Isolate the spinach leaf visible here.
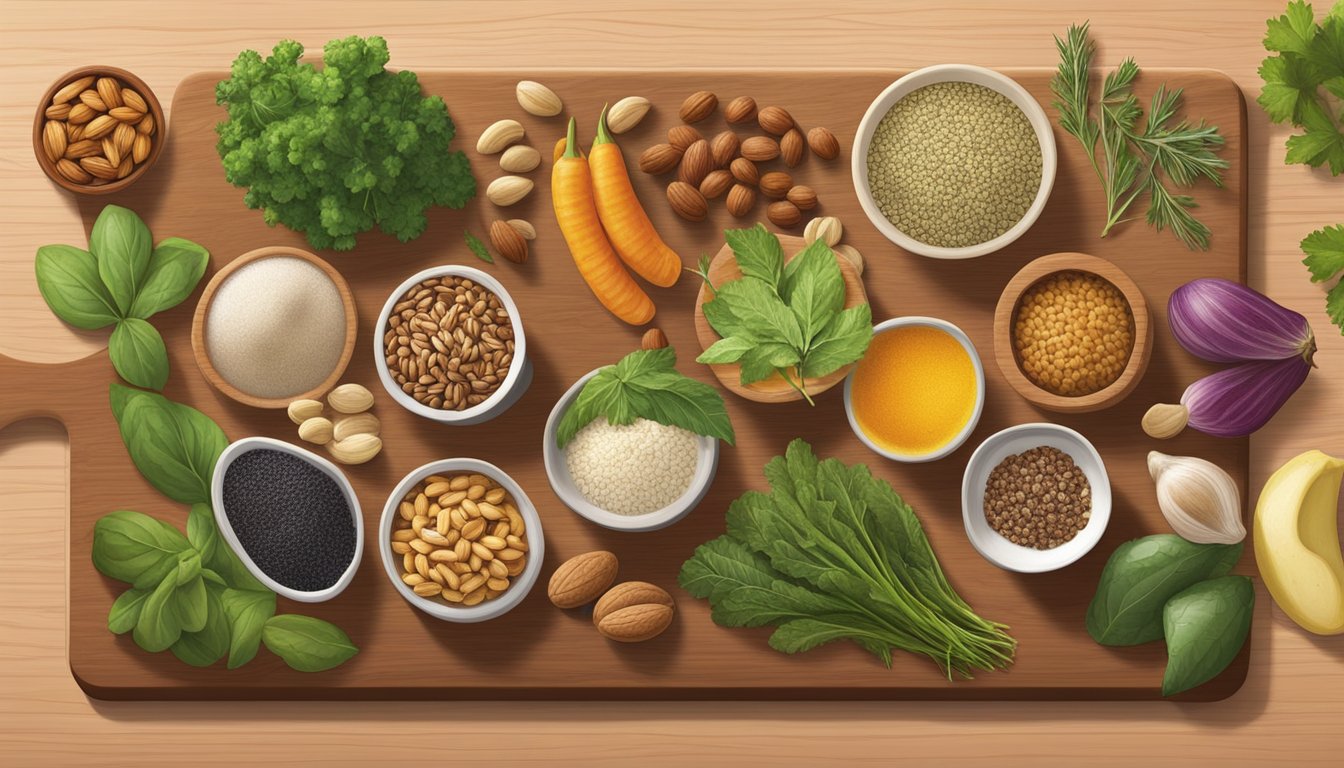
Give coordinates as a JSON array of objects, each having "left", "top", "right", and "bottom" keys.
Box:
[
  {"left": 222, "top": 588, "right": 277, "bottom": 669},
  {"left": 129, "top": 237, "right": 209, "bottom": 319},
  {"left": 724, "top": 223, "right": 784, "bottom": 288},
  {"left": 261, "top": 614, "right": 359, "bottom": 672},
  {"left": 171, "top": 583, "right": 230, "bottom": 667},
  {"left": 110, "top": 384, "right": 228, "bottom": 504},
  {"left": 109, "top": 318, "right": 169, "bottom": 391},
  {"left": 91, "top": 205, "right": 153, "bottom": 316},
  {"left": 1161, "top": 575, "right": 1254, "bottom": 696},
  {"left": 107, "top": 588, "right": 149, "bottom": 635},
  {"left": 133, "top": 572, "right": 183, "bottom": 652},
  {"left": 1086, "top": 535, "right": 1243, "bottom": 646},
  {"left": 91, "top": 510, "right": 191, "bottom": 588},
  {"left": 34, "top": 244, "right": 121, "bottom": 329}
]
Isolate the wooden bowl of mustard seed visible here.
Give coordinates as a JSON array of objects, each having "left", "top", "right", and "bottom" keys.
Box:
[{"left": 993, "top": 252, "right": 1152, "bottom": 413}]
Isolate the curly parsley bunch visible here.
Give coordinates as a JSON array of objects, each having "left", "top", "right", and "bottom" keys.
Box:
[{"left": 215, "top": 36, "right": 475, "bottom": 251}]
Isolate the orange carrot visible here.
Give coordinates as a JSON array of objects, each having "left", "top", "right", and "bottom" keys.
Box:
[
  {"left": 590, "top": 105, "right": 682, "bottom": 288},
  {"left": 552, "top": 118, "right": 656, "bottom": 325}
]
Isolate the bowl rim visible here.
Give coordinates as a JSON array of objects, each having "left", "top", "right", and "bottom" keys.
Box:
[
  {"left": 843, "top": 316, "right": 986, "bottom": 463},
  {"left": 210, "top": 436, "right": 364, "bottom": 603},
  {"left": 377, "top": 458, "right": 545, "bottom": 622},
  {"left": 32, "top": 65, "right": 167, "bottom": 195},
  {"left": 190, "top": 246, "right": 359, "bottom": 409},
  {"left": 992, "top": 252, "right": 1154, "bottom": 413},
  {"left": 541, "top": 369, "right": 720, "bottom": 532},
  {"left": 373, "top": 265, "right": 528, "bottom": 424},
  {"left": 960, "top": 422, "right": 1112, "bottom": 573},
  {"left": 850, "top": 63, "right": 1058, "bottom": 260}
]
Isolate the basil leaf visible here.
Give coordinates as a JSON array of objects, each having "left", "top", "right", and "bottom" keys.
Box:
[
  {"left": 800, "top": 304, "right": 872, "bottom": 379},
  {"left": 109, "top": 318, "right": 169, "bottom": 391},
  {"left": 91, "top": 205, "right": 153, "bottom": 316},
  {"left": 724, "top": 223, "right": 784, "bottom": 288},
  {"left": 222, "top": 588, "right": 277, "bottom": 669},
  {"left": 108, "top": 588, "right": 149, "bottom": 635},
  {"left": 200, "top": 568, "right": 227, "bottom": 587},
  {"left": 174, "top": 549, "right": 202, "bottom": 587},
  {"left": 781, "top": 240, "right": 845, "bottom": 343},
  {"left": 261, "top": 614, "right": 359, "bottom": 672},
  {"left": 133, "top": 572, "right": 183, "bottom": 652},
  {"left": 34, "top": 244, "right": 121, "bottom": 328},
  {"left": 1162, "top": 576, "right": 1254, "bottom": 696},
  {"left": 129, "top": 237, "right": 209, "bottom": 319},
  {"left": 109, "top": 384, "right": 228, "bottom": 504},
  {"left": 91, "top": 510, "right": 192, "bottom": 588},
  {"left": 186, "top": 502, "right": 219, "bottom": 564},
  {"left": 173, "top": 574, "right": 208, "bottom": 633},
  {"left": 171, "top": 583, "right": 229, "bottom": 667},
  {"left": 1086, "top": 535, "right": 1243, "bottom": 646}
]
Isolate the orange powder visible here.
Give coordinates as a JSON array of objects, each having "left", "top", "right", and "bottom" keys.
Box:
[{"left": 850, "top": 325, "right": 977, "bottom": 456}]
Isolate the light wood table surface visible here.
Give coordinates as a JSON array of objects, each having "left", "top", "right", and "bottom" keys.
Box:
[{"left": 2, "top": 1, "right": 1341, "bottom": 764}]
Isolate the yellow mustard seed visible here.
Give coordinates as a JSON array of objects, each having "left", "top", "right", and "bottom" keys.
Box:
[{"left": 1013, "top": 271, "right": 1134, "bottom": 396}]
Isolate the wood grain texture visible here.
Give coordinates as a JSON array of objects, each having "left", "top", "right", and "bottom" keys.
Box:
[{"left": 1, "top": 0, "right": 1341, "bottom": 764}]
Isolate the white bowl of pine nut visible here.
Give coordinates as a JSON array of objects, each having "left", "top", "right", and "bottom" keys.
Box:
[
  {"left": 379, "top": 458, "right": 544, "bottom": 622},
  {"left": 374, "top": 266, "right": 531, "bottom": 425}
]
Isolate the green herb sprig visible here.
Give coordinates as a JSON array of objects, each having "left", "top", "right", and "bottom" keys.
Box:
[
  {"left": 35, "top": 205, "right": 208, "bottom": 391},
  {"left": 1258, "top": 1, "right": 1344, "bottom": 175},
  {"left": 1301, "top": 223, "right": 1344, "bottom": 334},
  {"left": 694, "top": 225, "right": 872, "bottom": 404},
  {"left": 1050, "top": 23, "right": 1230, "bottom": 250}
]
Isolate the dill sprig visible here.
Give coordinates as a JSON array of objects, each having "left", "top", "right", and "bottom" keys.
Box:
[{"left": 1050, "top": 22, "right": 1230, "bottom": 250}]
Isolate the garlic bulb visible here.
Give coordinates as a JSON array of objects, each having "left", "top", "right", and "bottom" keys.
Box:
[{"left": 1147, "top": 451, "right": 1245, "bottom": 544}]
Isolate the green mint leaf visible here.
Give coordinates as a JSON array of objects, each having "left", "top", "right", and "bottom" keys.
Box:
[
  {"left": 737, "top": 342, "right": 800, "bottom": 385},
  {"left": 465, "top": 230, "right": 493, "bottom": 263},
  {"left": 696, "top": 336, "right": 754, "bottom": 364},
  {"left": 91, "top": 205, "right": 153, "bottom": 316},
  {"left": 781, "top": 240, "right": 845, "bottom": 345},
  {"left": 261, "top": 614, "right": 359, "bottom": 672},
  {"left": 800, "top": 304, "right": 872, "bottom": 379},
  {"left": 222, "top": 588, "right": 276, "bottom": 669},
  {"left": 109, "top": 318, "right": 170, "bottom": 391},
  {"left": 1161, "top": 576, "right": 1254, "bottom": 696},
  {"left": 1302, "top": 223, "right": 1344, "bottom": 281},
  {"left": 108, "top": 588, "right": 150, "bottom": 635},
  {"left": 34, "top": 244, "right": 121, "bottom": 329},
  {"left": 92, "top": 510, "right": 192, "bottom": 589},
  {"left": 129, "top": 237, "right": 210, "bottom": 319},
  {"left": 1265, "top": 1, "right": 1320, "bottom": 54},
  {"left": 110, "top": 384, "right": 228, "bottom": 505},
  {"left": 724, "top": 223, "right": 784, "bottom": 288},
  {"left": 171, "top": 583, "right": 229, "bottom": 667},
  {"left": 623, "top": 372, "right": 735, "bottom": 445}
]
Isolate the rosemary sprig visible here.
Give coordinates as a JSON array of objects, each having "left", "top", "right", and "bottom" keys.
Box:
[{"left": 1050, "top": 22, "right": 1230, "bottom": 250}]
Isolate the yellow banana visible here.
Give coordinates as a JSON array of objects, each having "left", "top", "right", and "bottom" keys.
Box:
[{"left": 1253, "top": 449, "right": 1344, "bottom": 635}]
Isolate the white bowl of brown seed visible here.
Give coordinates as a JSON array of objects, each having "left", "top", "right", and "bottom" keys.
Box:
[
  {"left": 960, "top": 423, "right": 1111, "bottom": 573},
  {"left": 379, "top": 458, "right": 544, "bottom": 622},
  {"left": 375, "top": 266, "right": 531, "bottom": 425}
]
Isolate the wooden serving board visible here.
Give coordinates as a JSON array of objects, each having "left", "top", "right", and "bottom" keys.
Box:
[{"left": 0, "top": 69, "right": 1248, "bottom": 700}]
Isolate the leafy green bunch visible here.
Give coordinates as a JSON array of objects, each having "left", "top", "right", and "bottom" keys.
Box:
[
  {"left": 215, "top": 36, "right": 475, "bottom": 251},
  {"left": 680, "top": 440, "right": 1016, "bottom": 679},
  {"left": 1302, "top": 224, "right": 1344, "bottom": 334},
  {"left": 1050, "top": 22, "right": 1229, "bottom": 250},
  {"left": 694, "top": 225, "right": 872, "bottom": 404},
  {"left": 1259, "top": 1, "right": 1344, "bottom": 174},
  {"left": 98, "top": 384, "right": 358, "bottom": 672},
  {"left": 35, "top": 205, "right": 207, "bottom": 391}
]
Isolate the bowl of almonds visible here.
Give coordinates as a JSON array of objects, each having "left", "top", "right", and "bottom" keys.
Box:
[
  {"left": 375, "top": 266, "right": 531, "bottom": 425},
  {"left": 33, "top": 66, "right": 164, "bottom": 194},
  {"left": 379, "top": 459, "right": 544, "bottom": 622}
]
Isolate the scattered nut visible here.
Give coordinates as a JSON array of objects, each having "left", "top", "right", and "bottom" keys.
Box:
[
  {"left": 607, "top": 96, "right": 652, "bottom": 134},
  {"left": 833, "top": 244, "right": 865, "bottom": 275},
  {"left": 729, "top": 157, "right": 759, "bottom": 186},
  {"left": 515, "top": 80, "right": 563, "bottom": 117},
  {"left": 327, "top": 383, "right": 375, "bottom": 414},
  {"left": 678, "top": 139, "right": 713, "bottom": 187},
  {"left": 807, "top": 126, "right": 840, "bottom": 160},
  {"left": 499, "top": 144, "right": 541, "bottom": 173},
  {"left": 1143, "top": 403, "right": 1190, "bottom": 439},
  {"left": 489, "top": 219, "right": 529, "bottom": 263},
  {"left": 506, "top": 219, "right": 537, "bottom": 240},
  {"left": 328, "top": 433, "right": 382, "bottom": 465},
  {"left": 641, "top": 328, "right": 669, "bottom": 350},
  {"left": 767, "top": 200, "right": 802, "bottom": 227},
  {"left": 726, "top": 184, "right": 756, "bottom": 217},
  {"left": 288, "top": 399, "right": 324, "bottom": 425},
  {"left": 759, "top": 171, "right": 793, "bottom": 199},
  {"left": 298, "top": 417, "right": 333, "bottom": 445},
  {"left": 786, "top": 185, "right": 817, "bottom": 211},
  {"left": 679, "top": 90, "right": 718, "bottom": 123},
  {"left": 804, "top": 216, "right": 843, "bottom": 247},
  {"left": 332, "top": 411, "right": 381, "bottom": 442},
  {"left": 758, "top": 105, "right": 795, "bottom": 136},
  {"left": 593, "top": 581, "right": 675, "bottom": 626},
  {"left": 666, "top": 181, "right": 708, "bottom": 222},
  {"left": 638, "top": 143, "right": 682, "bottom": 175},
  {"left": 667, "top": 124, "right": 703, "bottom": 152},
  {"left": 780, "top": 128, "right": 806, "bottom": 167},
  {"left": 548, "top": 551, "right": 618, "bottom": 608},
  {"left": 476, "top": 119, "right": 525, "bottom": 154},
  {"left": 723, "top": 96, "right": 757, "bottom": 124},
  {"left": 700, "top": 169, "right": 733, "bottom": 199},
  {"left": 486, "top": 175, "right": 534, "bottom": 206},
  {"left": 710, "top": 130, "right": 740, "bottom": 168},
  {"left": 740, "top": 135, "right": 780, "bottom": 162},
  {"left": 597, "top": 603, "right": 674, "bottom": 643}
]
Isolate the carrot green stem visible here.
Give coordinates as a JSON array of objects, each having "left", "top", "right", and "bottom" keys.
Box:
[
  {"left": 564, "top": 117, "right": 580, "bottom": 158},
  {"left": 594, "top": 103, "right": 613, "bottom": 145}
]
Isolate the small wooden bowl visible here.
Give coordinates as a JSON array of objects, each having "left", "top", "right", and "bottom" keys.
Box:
[
  {"left": 993, "top": 252, "right": 1152, "bottom": 413},
  {"left": 191, "top": 246, "right": 359, "bottom": 409},
  {"left": 694, "top": 234, "right": 868, "bottom": 403},
  {"left": 33, "top": 66, "right": 167, "bottom": 195}
]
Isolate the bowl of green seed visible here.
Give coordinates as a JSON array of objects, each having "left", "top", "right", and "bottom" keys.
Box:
[{"left": 852, "top": 64, "right": 1056, "bottom": 259}]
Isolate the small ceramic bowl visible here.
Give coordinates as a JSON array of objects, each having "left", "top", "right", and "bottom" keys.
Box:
[
  {"left": 191, "top": 246, "right": 359, "bottom": 409},
  {"left": 843, "top": 317, "right": 985, "bottom": 463},
  {"left": 379, "top": 459, "right": 545, "bottom": 622},
  {"left": 851, "top": 64, "right": 1057, "bottom": 259},
  {"left": 33, "top": 65, "right": 166, "bottom": 195},
  {"left": 375, "top": 266, "right": 531, "bottom": 425},
  {"left": 210, "top": 437, "right": 364, "bottom": 603},
  {"left": 993, "top": 252, "right": 1153, "bottom": 413},
  {"left": 961, "top": 423, "right": 1111, "bottom": 573},
  {"left": 543, "top": 369, "right": 720, "bottom": 532}
]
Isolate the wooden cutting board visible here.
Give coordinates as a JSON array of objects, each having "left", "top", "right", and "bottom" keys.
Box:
[{"left": 0, "top": 69, "right": 1248, "bottom": 700}]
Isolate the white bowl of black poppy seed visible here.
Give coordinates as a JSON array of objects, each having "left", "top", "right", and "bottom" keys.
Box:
[
  {"left": 375, "top": 265, "right": 531, "bottom": 426},
  {"left": 212, "top": 437, "right": 364, "bottom": 602},
  {"left": 960, "top": 423, "right": 1111, "bottom": 573},
  {"left": 852, "top": 64, "right": 1057, "bottom": 259}
]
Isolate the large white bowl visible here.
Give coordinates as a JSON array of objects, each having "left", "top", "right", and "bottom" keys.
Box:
[
  {"left": 851, "top": 64, "right": 1058, "bottom": 259},
  {"left": 374, "top": 266, "right": 531, "bottom": 425},
  {"left": 543, "top": 369, "right": 720, "bottom": 532},
  {"left": 961, "top": 423, "right": 1111, "bottom": 573},
  {"left": 210, "top": 437, "right": 364, "bottom": 603},
  {"left": 843, "top": 316, "right": 985, "bottom": 463},
  {"left": 378, "top": 458, "right": 544, "bottom": 623}
]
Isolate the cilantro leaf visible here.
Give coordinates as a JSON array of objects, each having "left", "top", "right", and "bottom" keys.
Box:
[
  {"left": 1285, "top": 106, "right": 1344, "bottom": 172},
  {"left": 724, "top": 224, "right": 784, "bottom": 288},
  {"left": 1265, "top": 1, "right": 1321, "bottom": 54},
  {"left": 1259, "top": 2, "right": 1344, "bottom": 174},
  {"left": 1302, "top": 223, "right": 1344, "bottom": 335}
]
